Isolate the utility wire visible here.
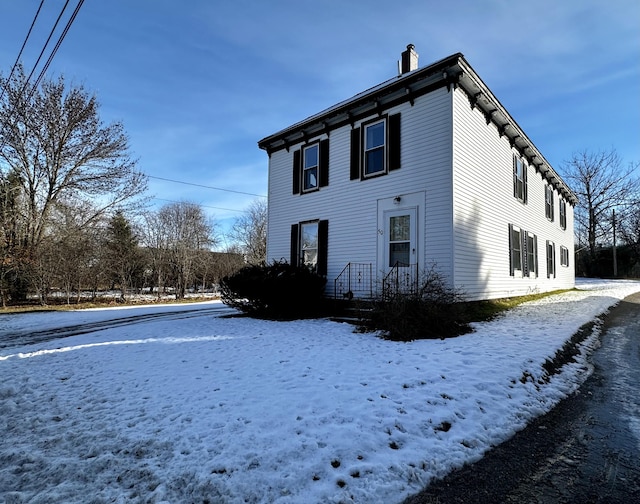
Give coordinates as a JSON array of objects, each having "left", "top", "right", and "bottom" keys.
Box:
[
  {"left": 0, "top": 0, "right": 45, "bottom": 102},
  {"left": 31, "top": 0, "right": 85, "bottom": 94},
  {"left": 148, "top": 175, "right": 267, "bottom": 198},
  {"left": 20, "top": 0, "right": 71, "bottom": 99}
]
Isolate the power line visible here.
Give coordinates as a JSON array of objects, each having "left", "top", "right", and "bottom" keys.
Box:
[
  {"left": 20, "top": 0, "right": 71, "bottom": 98},
  {"left": 31, "top": 0, "right": 86, "bottom": 94},
  {"left": 147, "top": 175, "right": 267, "bottom": 198},
  {"left": 0, "top": 0, "right": 45, "bottom": 102}
]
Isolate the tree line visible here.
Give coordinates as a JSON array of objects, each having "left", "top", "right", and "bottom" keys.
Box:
[
  {"left": 0, "top": 65, "right": 265, "bottom": 306},
  {"left": 1, "top": 65, "right": 638, "bottom": 306}
]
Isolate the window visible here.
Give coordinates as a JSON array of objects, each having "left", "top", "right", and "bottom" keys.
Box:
[
  {"left": 545, "top": 185, "right": 554, "bottom": 221},
  {"left": 559, "top": 199, "right": 567, "bottom": 230},
  {"left": 546, "top": 241, "right": 556, "bottom": 278},
  {"left": 364, "top": 120, "right": 385, "bottom": 176},
  {"left": 560, "top": 246, "right": 569, "bottom": 267},
  {"left": 302, "top": 144, "right": 318, "bottom": 192},
  {"left": 350, "top": 113, "right": 401, "bottom": 180},
  {"left": 526, "top": 232, "right": 538, "bottom": 277},
  {"left": 300, "top": 222, "right": 318, "bottom": 269},
  {"left": 292, "top": 139, "right": 329, "bottom": 195},
  {"left": 509, "top": 225, "right": 538, "bottom": 277},
  {"left": 389, "top": 214, "right": 411, "bottom": 266},
  {"left": 513, "top": 155, "right": 527, "bottom": 203},
  {"left": 290, "top": 220, "right": 328, "bottom": 275},
  {"left": 510, "top": 225, "right": 522, "bottom": 274}
]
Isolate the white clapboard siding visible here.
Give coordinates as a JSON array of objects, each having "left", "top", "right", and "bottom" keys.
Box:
[
  {"left": 266, "top": 87, "right": 455, "bottom": 292},
  {"left": 452, "top": 88, "right": 574, "bottom": 299}
]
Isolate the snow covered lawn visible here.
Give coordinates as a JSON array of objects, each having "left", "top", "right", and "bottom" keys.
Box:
[{"left": 1, "top": 279, "right": 639, "bottom": 503}]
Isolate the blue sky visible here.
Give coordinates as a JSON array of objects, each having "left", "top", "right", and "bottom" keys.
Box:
[{"left": 1, "top": 0, "right": 638, "bottom": 243}]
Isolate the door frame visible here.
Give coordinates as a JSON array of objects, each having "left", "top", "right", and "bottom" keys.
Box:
[{"left": 376, "top": 191, "right": 424, "bottom": 277}]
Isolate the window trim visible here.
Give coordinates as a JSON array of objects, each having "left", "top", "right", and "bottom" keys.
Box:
[
  {"left": 559, "top": 199, "right": 567, "bottom": 230},
  {"left": 526, "top": 231, "right": 538, "bottom": 278},
  {"left": 299, "top": 220, "right": 319, "bottom": 270},
  {"left": 290, "top": 220, "right": 328, "bottom": 276},
  {"left": 509, "top": 224, "right": 523, "bottom": 275},
  {"left": 513, "top": 154, "right": 527, "bottom": 204},
  {"left": 350, "top": 113, "right": 401, "bottom": 181},
  {"left": 560, "top": 245, "right": 569, "bottom": 267},
  {"left": 302, "top": 142, "right": 319, "bottom": 193},
  {"left": 292, "top": 139, "right": 329, "bottom": 195},
  {"left": 362, "top": 117, "right": 387, "bottom": 178},
  {"left": 546, "top": 240, "right": 556, "bottom": 278},
  {"left": 545, "top": 184, "right": 555, "bottom": 222}
]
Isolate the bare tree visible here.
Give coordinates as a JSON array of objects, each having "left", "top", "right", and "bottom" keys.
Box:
[
  {"left": 147, "top": 202, "right": 217, "bottom": 299},
  {"left": 561, "top": 149, "right": 639, "bottom": 274},
  {"left": 0, "top": 65, "right": 147, "bottom": 296},
  {"left": 229, "top": 199, "right": 267, "bottom": 265}
]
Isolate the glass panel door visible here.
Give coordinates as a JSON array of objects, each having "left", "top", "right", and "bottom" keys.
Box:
[{"left": 384, "top": 208, "right": 416, "bottom": 269}]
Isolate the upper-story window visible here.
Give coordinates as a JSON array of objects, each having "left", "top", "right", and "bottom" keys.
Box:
[
  {"left": 545, "top": 184, "right": 555, "bottom": 221},
  {"left": 303, "top": 144, "right": 319, "bottom": 192},
  {"left": 292, "top": 139, "right": 329, "bottom": 195},
  {"left": 559, "top": 199, "right": 567, "bottom": 230},
  {"left": 364, "top": 120, "right": 386, "bottom": 176},
  {"left": 350, "top": 113, "right": 401, "bottom": 181},
  {"left": 513, "top": 155, "right": 527, "bottom": 204}
]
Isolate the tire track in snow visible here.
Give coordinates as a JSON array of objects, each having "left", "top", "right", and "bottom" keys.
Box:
[{"left": 0, "top": 305, "right": 237, "bottom": 350}]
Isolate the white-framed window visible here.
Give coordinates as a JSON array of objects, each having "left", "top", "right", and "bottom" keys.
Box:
[
  {"left": 509, "top": 225, "right": 537, "bottom": 277},
  {"left": 300, "top": 221, "right": 319, "bottom": 269},
  {"left": 560, "top": 245, "right": 569, "bottom": 267},
  {"left": 559, "top": 199, "right": 567, "bottom": 230},
  {"left": 526, "top": 232, "right": 538, "bottom": 277},
  {"left": 302, "top": 143, "right": 319, "bottom": 192},
  {"left": 546, "top": 240, "right": 556, "bottom": 278},
  {"left": 545, "top": 184, "right": 554, "bottom": 221},
  {"left": 513, "top": 155, "right": 527, "bottom": 203},
  {"left": 510, "top": 225, "right": 523, "bottom": 274},
  {"left": 363, "top": 119, "right": 386, "bottom": 177},
  {"left": 389, "top": 214, "right": 411, "bottom": 267}
]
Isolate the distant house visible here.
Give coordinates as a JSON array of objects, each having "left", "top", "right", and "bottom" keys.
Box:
[{"left": 258, "top": 46, "right": 577, "bottom": 301}]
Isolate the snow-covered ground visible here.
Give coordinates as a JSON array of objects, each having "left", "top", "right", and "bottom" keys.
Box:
[{"left": 1, "top": 279, "right": 639, "bottom": 504}]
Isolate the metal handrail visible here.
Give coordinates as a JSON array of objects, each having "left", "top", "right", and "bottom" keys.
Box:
[{"left": 334, "top": 262, "right": 373, "bottom": 299}]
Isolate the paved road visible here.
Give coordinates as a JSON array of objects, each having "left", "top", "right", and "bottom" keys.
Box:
[{"left": 404, "top": 291, "right": 640, "bottom": 503}]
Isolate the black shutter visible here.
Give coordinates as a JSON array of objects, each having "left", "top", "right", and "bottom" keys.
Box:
[
  {"left": 523, "top": 161, "right": 528, "bottom": 204},
  {"left": 317, "top": 220, "right": 328, "bottom": 276},
  {"left": 512, "top": 155, "right": 517, "bottom": 198},
  {"left": 292, "top": 149, "right": 301, "bottom": 195},
  {"left": 319, "top": 139, "right": 329, "bottom": 187},
  {"left": 388, "top": 113, "right": 401, "bottom": 171},
  {"left": 290, "top": 224, "right": 299, "bottom": 266},
  {"left": 522, "top": 230, "right": 529, "bottom": 277},
  {"left": 350, "top": 127, "right": 360, "bottom": 180},
  {"left": 508, "top": 224, "right": 514, "bottom": 276},
  {"left": 534, "top": 235, "right": 538, "bottom": 278}
]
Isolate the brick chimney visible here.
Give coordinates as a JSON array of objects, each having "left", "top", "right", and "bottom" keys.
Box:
[{"left": 400, "top": 44, "right": 419, "bottom": 74}]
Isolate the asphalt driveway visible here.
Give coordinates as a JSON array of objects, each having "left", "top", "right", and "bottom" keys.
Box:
[{"left": 403, "top": 291, "right": 640, "bottom": 503}]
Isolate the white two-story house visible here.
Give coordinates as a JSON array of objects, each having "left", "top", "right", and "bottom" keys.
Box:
[{"left": 258, "top": 46, "right": 577, "bottom": 301}]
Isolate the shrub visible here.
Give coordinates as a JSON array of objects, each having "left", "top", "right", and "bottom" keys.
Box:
[
  {"left": 368, "top": 265, "right": 470, "bottom": 341},
  {"left": 219, "top": 260, "right": 327, "bottom": 320}
]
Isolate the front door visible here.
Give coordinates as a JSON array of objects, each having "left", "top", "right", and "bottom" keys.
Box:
[{"left": 383, "top": 207, "right": 417, "bottom": 271}]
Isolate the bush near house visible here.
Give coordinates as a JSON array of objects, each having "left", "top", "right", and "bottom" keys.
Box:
[
  {"left": 220, "top": 260, "right": 327, "bottom": 320},
  {"left": 368, "top": 266, "right": 471, "bottom": 341}
]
